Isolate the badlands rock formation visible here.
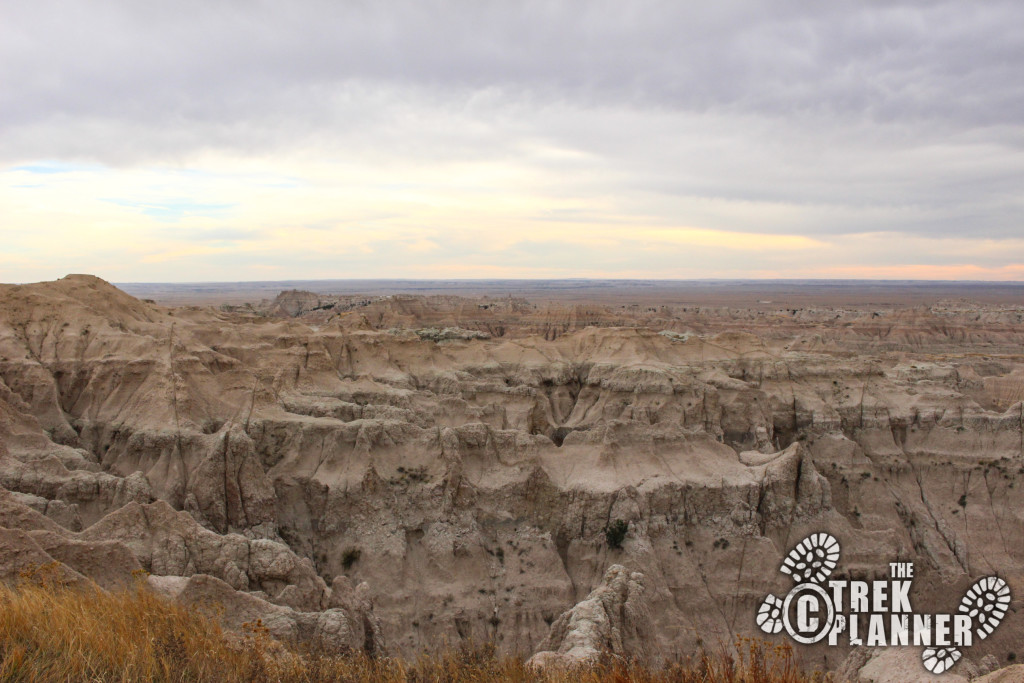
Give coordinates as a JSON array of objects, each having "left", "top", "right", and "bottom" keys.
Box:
[
  {"left": 527, "top": 564, "right": 655, "bottom": 669},
  {"left": 1, "top": 275, "right": 1024, "bottom": 675}
]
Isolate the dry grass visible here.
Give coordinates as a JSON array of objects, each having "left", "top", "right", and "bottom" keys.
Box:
[{"left": 0, "top": 567, "right": 830, "bottom": 683}]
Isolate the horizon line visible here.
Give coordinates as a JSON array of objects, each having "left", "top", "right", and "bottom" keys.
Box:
[{"left": 109, "top": 277, "right": 1024, "bottom": 286}]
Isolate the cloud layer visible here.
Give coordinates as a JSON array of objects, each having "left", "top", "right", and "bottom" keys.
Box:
[{"left": 2, "top": 1, "right": 1022, "bottom": 281}]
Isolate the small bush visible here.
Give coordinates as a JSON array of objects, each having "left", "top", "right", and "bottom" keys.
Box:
[
  {"left": 342, "top": 547, "right": 361, "bottom": 569},
  {"left": 605, "top": 519, "right": 629, "bottom": 549}
]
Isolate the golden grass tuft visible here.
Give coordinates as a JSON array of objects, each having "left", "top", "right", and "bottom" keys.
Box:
[{"left": 0, "top": 568, "right": 831, "bottom": 682}]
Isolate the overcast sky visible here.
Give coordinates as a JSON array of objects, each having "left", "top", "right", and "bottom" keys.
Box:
[{"left": 2, "top": 0, "right": 1023, "bottom": 282}]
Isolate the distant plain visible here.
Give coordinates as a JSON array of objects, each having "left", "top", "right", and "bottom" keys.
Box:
[{"left": 118, "top": 279, "right": 1024, "bottom": 308}]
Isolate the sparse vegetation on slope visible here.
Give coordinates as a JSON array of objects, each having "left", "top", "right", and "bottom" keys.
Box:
[
  {"left": 605, "top": 519, "right": 629, "bottom": 550},
  {"left": 0, "top": 574, "right": 827, "bottom": 683}
]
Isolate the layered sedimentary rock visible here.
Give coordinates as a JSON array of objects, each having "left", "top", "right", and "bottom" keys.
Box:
[
  {"left": 1, "top": 275, "right": 1023, "bottom": 673},
  {"left": 527, "top": 564, "right": 654, "bottom": 669}
]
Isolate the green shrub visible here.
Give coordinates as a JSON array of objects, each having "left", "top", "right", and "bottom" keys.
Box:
[
  {"left": 342, "top": 547, "right": 361, "bottom": 569},
  {"left": 605, "top": 520, "right": 629, "bottom": 549}
]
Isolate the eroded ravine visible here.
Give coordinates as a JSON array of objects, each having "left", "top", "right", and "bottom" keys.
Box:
[{"left": 1, "top": 275, "right": 1023, "bottom": 670}]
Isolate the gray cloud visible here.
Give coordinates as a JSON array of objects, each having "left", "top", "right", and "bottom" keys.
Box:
[
  {"left": 6, "top": 1, "right": 1021, "bottom": 121},
  {"left": 2, "top": 0, "right": 1023, "bottom": 241}
]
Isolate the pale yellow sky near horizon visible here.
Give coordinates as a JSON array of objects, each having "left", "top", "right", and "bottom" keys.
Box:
[{"left": 4, "top": 152, "right": 1023, "bottom": 284}]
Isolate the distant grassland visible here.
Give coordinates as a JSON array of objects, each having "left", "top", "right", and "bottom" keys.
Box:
[{"left": 0, "top": 574, "right": 829, "bottom": 683}]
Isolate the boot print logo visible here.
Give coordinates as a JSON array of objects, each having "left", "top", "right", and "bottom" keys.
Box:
[{"left": 756, "top": 533, "right": 1011, "bottom": 674}]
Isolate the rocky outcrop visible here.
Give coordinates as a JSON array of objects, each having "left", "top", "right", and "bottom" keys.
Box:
[
  {"left": 413, "top": 327, "right": 491, "bottom": 342},
  {"left": 147, "top": 573, "right": 384, "bottom": 655},
  {"left": 974, "top": 665, "right": 1024, "bottom": 683},
  {"left": 0, "top": 486, "right": 382, "bottom": 655},
  {"left": 527, "top": 564, "right": 654, "bottom": 669},
  {"left": 838, "top": 647, "right": 1014, "bottom": 683},
  {"left": 842, "top": 648, "right": 969, "bottom": 683},
  {"left": 0, "top": 527, "right": 89, "bottom": 586},
  {"left": 268, "top": 290, "right": 334, "bottom": 317}
]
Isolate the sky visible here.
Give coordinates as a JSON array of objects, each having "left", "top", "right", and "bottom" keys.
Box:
[{"left": 2, "top": 0, "right": 1023, "bottom": 283}]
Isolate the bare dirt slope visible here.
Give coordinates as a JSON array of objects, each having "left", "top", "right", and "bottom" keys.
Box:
[{"left": 2, "top": 275, "right": 1023, "bottom": 674}]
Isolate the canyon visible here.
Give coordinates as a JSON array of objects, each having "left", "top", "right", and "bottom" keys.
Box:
[{"left": 2, "top": 274, "right": 1023, "bottom": 679}]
